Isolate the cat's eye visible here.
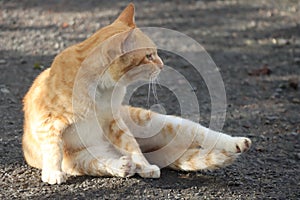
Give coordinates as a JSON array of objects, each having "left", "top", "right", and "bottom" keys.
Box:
[{"left": 146, "top": 54, "right": 153, "bottom": 61}]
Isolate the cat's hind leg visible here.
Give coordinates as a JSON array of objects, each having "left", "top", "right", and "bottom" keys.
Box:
[
  {"left": 169, "top": 148, "right": 238, "bottom": 171},
  {"left": 122, "top": 106, "right": 251, "bottom": 171},
  {"left": 63, "top": 145, "right": 136, "bottom": 178},
  {"left": 169, "top": 133, "right": 251, "bottom": 171}
]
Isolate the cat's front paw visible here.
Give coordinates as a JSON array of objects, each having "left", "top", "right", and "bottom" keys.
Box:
[
  {"left": 138, "top": 164, "right": 160, "bottom": 178},
  {"left": 113, "top": 156, "right": 136, "bottom": 178},
  {"left": 42, "top": 169, "right": 67, "bottom": 184}
]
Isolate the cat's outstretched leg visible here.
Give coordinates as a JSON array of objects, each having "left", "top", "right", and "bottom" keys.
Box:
[
  {"left": 169, "top": 136, "right": 251, "bottom": 171},
  {"left": 121, "top": 106, "right": 251, "bottom": 170},
  {"left": 168, "top": 148, "right": 237, "bottom": 171},
  {"left": 63, "top": 146, "right": 136, "bottom": 178}
]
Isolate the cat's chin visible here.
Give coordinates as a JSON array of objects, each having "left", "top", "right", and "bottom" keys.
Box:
[{"left": 137, "top": 71, "right": 160, "bottom": 83}]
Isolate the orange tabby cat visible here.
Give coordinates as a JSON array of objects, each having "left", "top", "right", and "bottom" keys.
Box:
[{"left": 22, "top": 3, "right": 251, "bottom": 184}]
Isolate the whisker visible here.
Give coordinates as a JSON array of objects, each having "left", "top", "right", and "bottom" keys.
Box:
[
  {"left": 149, "top": 74, "right": 155, "bottom": 105},
  {"left": 147, "top": 79, "right": 151, "bottom": 108},
  {"left": 147, "top": 72, "right": 160, "bottom": 106},
  {"left": 152, "top": 77, "right": 159, "bottom": 103},
  {"left": 155, "top": 73, "right": 161, "bottom": 103},
  {"left": 156, "top": 76, "right": 162, "bottom": 90}
]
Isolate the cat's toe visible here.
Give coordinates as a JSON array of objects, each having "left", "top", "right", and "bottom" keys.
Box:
[
  {"left": 120, "top": 156, "right": 136, "bottom": 177},
  {"left": 138, "top": 164, "right": 160, "bottom": 178},
  {"left": 235, "top": 137, "right": 252, "bottom": 153},
  {"left": 42, "top": 169, "right": 67, "bottom": 184},
  {"left": 111, "top": 156, "right": 136, "bottom": 178}
]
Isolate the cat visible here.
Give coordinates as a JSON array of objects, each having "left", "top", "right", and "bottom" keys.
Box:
[{"left": 22, "top": 3, "right": 251, "bottom": 184}]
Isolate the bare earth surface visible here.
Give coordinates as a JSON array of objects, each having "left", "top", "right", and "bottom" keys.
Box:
[{"left": 0, "top": 0, "right": 300, "bottom": 199}]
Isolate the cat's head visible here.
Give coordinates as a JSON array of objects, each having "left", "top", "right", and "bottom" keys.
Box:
[
  {"left": 81, "top": 3, "right": 163, "bottom": 87},
  {"left": 107, "top": 28, "right": 163, "bottom": 85}
]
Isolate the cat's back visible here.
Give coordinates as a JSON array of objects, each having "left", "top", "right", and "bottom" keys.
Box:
[
  {"left": 22, "top": 68, "right": 51, "bottom": 168},
  {"left": 23, "top": 68, "right": 51, "bottom": 112}
]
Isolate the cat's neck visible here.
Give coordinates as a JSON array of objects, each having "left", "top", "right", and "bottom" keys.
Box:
[{"left": 94, "top": 70, "right": 126, "bottom": 117}]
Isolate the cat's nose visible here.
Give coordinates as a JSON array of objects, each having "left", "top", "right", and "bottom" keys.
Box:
[{"left": 155, "top": 57, "right": 164, "bottom": 69}]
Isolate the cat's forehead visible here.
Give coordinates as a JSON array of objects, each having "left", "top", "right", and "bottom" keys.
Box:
[{"left": 121, "top": 28, "right": 156, "bottom": 53}]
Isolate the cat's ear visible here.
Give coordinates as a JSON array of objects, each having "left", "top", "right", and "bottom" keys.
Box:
[
  {"left": 114, "top": 3, "right": 136, "bottom": 28},
  {"left": 121, "top": 29, "right": 135, "bottom": 53}
]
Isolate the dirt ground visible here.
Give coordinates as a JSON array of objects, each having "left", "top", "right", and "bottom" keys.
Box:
[{"left": 0, "top": 0, "right": 300, "bottom": 199}]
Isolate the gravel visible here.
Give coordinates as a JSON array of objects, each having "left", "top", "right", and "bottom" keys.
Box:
[{"left": 0, "top": 0, "right": 299, "bottom": 199}]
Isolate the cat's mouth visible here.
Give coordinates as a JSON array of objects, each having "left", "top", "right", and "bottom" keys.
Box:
[
  {"left": 150, "top": 69, "right": 161, "bottom": 79},
  {"left": 146, "top": 64, "right": 162, "bottom": 81}
]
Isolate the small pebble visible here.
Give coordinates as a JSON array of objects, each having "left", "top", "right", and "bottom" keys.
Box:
[
  {"left": 291, "top": 98, "right": 300, "bottom": 104},
  {"left": 272, "top": 38, "right": 289, "bottom": 45},
  {"left": 271, "top": 92, "right": 280, "bottom": 98},
  {"left": 0, "top": 59, "right": 6, "bottom": 64},
  {"left": 0, "top": 87, "right": 10, "bottom": 94},
  {"left": 228, "top": 181, "right": 243, "bottom": 186},
  {"left": 275, "top": 88, "right": 283, "bottom": 93},
  {"left": 278, "top": 83, "right": 287, "bottom": 89},
  {"left": 54, "top": 43, "right": 60, "bottom": 49},
  {"left": 288, "top": 132, "right": 298, "bottom": 136},
  {"left": 294, "top": 57, "right": 300, "bottom": 64},
  {"left": 289, "top": 80, "right": 298, "bottom": 90},
  {"left": 266, "top": 115, "right": 278, "bottom": 121},
  {"left": 296, "top": 153, "right": 300, "bottom": 160},
  {"left": 256, "top": 146, "right": 264, "bottom": 152}
]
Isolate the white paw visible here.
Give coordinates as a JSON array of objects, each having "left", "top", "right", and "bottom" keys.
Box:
[
  {"left": 231, "top": 137, "right": 252, "bottom": 153},
  {"left": 111, "top": 156, "right": 136, "bottom": 178},
  {"left": 42, "top": 169, "right": 67, "bottom": 184},
  {"left": 138, "top": 164, "right": 160, "bottom": 178}
]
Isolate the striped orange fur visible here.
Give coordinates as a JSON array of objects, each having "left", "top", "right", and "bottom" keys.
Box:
[{"left": 22, "top": 3, "right": 251, "bottom": 185}]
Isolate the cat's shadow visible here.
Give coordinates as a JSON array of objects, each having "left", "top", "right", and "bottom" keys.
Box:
[
  {"left": 138, "top": 169, "right": 227, "bottom": 189},
  {"left": 66, "top": 168, "right": 227, "bottom": 190}
]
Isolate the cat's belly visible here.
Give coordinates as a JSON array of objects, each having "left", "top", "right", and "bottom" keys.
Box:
[
  {"left": 63, "top": 116, "right": 107, "bottom": 152},
  {"left": 62, "top": 116, "right": 116, "bottom": 175}
]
